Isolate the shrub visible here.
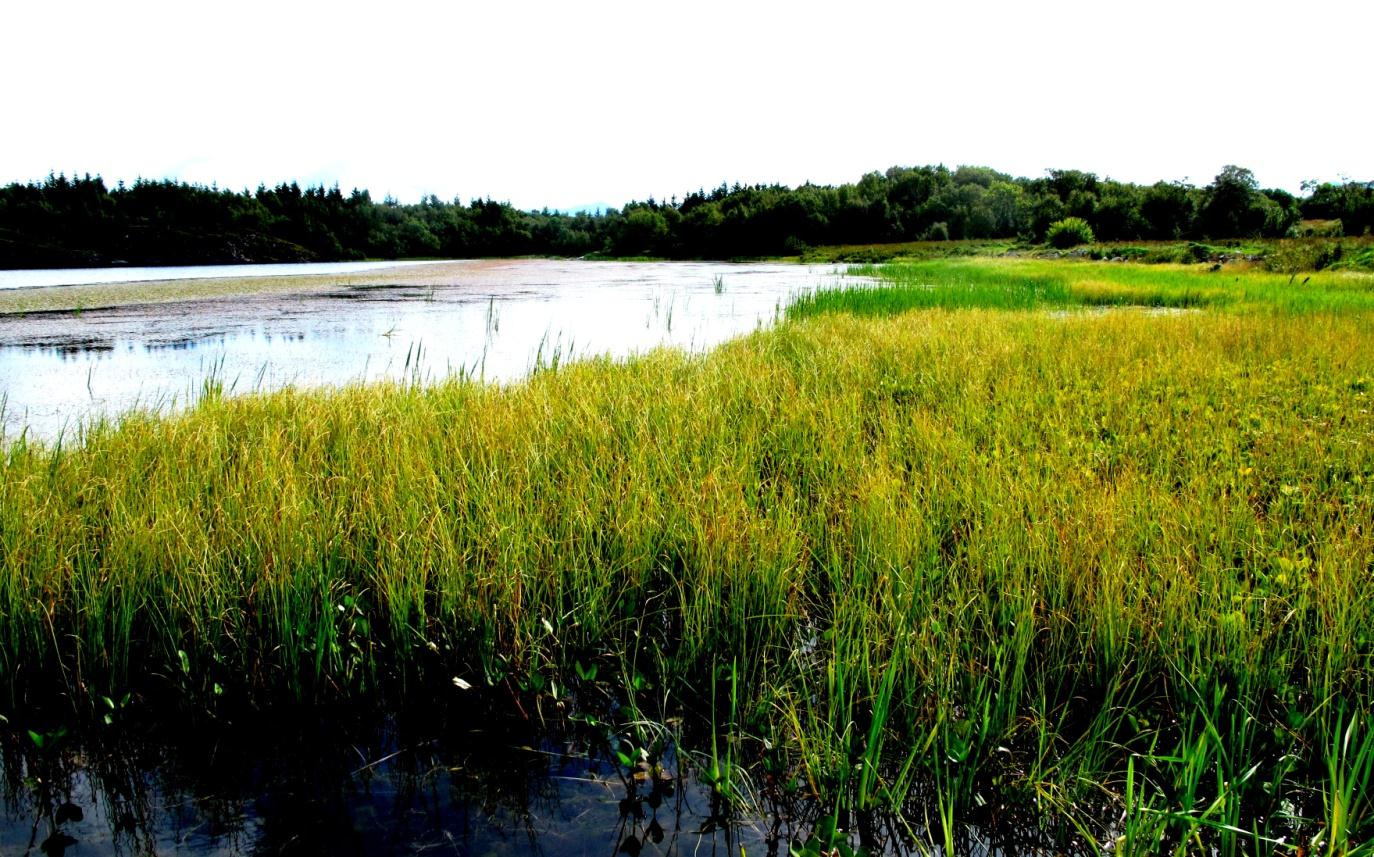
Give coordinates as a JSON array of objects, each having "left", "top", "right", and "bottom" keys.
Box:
[
  {"left": 1142, "top": 245, "right": 1198, "bottom": 264},
  {"left": 1299, "top": 219, "right": 1344, "bottom": 238},
  {"left": 920, "top": 221, "right": 950, "bottom": 242},
  {"left": 1339, "top": 246, "right": 1374, "bottom": 271},
  {"left": 1185, "top": 242, "right": 1229, "bottom": 262},
  {"left": 1263, "top": 239, "right": 1344, "bottom": 273},
  {"left": 1046, "top": 217, "right": 1095, "bottom": 248},
  {"left": 1101, "top": 246, "right": 1151, "bottom": 262}
]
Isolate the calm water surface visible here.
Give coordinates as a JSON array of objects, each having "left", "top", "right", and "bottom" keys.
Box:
[
  {"left": 0, "top": 704, "right": 792, "bottom": 857},
  {"left": 0, "top": 260, "right": 861, "bottom": 442},
  {"left": 0, "top": 697, "right": 1025, "bottom": 856}
]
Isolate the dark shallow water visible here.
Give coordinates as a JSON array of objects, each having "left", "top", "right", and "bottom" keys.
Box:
[
  {"left": 0, "top": 260, "right": 858, "bottom": 442},
  {"left": 0, "top": 701, "right": 804, "bottom": 857},
  {"left": 0, "top": 693, "right": 1053, "bottom": 857}
]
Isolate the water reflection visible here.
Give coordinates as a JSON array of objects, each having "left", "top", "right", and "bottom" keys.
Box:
[
  {"left": 1, "top": 700, "right": 785, "bottom": 857},
  {"left": 0, "top": 261, "right": 860, "bottom": 442},
  {"left": 0, "top": 694, "right": 1080, "bottom": 857}
]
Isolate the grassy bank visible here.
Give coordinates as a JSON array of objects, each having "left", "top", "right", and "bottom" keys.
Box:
[
  {"left": 788, "top": 256, "right": 1374, "bottom": 316},
  {"left": 794, "top": 235, "right": 1374, "bottom": 272},
  {"left": 3, "top": 261, "right": 1374, "bottom": 851}
]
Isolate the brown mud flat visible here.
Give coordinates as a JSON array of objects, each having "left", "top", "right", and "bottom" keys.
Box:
[
  {"left": 0, "top": 260, "right": 534, "bottom": 317},
  {"left": 0, "top": 260, "right": 606, "bottom": 349}
]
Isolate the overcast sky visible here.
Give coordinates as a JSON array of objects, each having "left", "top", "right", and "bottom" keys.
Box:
[{"left": 3, "top": 0, "right": 1370, "bottom": 210}]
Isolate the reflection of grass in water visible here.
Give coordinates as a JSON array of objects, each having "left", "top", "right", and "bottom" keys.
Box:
[
  {"left": 8, "top": 697, "right": 715, "bottom": 857},
  {"left": 3, "top": 280, "right": 1374, "bottom": 851}
]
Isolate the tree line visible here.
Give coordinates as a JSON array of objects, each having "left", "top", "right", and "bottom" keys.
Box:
[{"left": 1, "top": 165, "right": 1370, "bottom": 268}]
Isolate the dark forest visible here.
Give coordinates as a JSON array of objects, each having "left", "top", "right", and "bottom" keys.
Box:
[{"left": 2, "top": 165, "right": 1370, "bottom": 268}]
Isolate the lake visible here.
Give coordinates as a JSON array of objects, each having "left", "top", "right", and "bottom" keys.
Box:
[{"left": 0, "top": 259, "right": 861, "bottom": 442}]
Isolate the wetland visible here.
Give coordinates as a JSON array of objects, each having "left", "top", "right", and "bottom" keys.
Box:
[
  {"left": 2, "top": 255, "right": 1374, "bottom": 854},
  {"left": 0, "top": 260, "right": 854, "bottom": 442}
]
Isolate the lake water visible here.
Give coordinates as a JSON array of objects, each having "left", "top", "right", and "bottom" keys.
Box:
[{"left": 0, "top": 259, "right": 861, "bottom": 442}]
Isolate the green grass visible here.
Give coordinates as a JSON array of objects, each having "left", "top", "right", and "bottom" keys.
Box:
[
  {"left": 796, "top": 239, "right": 1021, "bottom": 264},
  {"left": 3, "top": 259, "right": 1374, "bottom": 851},
  {"left": 793, "top": 235, "right": 1374, "bottom": 273},
  {"left": 787, "top": 256, "right": 1374, "bottom": 317}
]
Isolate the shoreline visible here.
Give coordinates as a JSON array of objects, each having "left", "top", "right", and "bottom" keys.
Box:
[{"left": 0, "top": 259, "right": 492, "bottom": 315}]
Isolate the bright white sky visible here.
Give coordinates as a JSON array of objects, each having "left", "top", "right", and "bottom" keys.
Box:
[{"left": 2, "top": 0, "right": 1370, "bottom": 210}]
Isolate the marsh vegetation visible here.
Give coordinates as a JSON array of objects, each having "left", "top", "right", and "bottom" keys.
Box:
[{"left": 2, "top": 258, "right": 1374, "bottom": 853}]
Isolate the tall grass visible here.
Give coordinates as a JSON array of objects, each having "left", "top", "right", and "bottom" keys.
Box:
[{"left": 3, "top": 276, "right": 1374, "bottom": 849}]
